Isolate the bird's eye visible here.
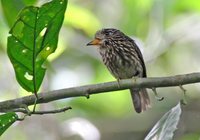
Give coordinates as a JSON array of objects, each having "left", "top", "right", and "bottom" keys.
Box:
[{"left": 105, "top": 31, "right": 112, "bottom": 36}]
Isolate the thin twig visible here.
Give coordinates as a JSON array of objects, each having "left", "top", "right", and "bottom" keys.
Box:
[
  {"left": 30, "top": 106, "right": 72, "bottom": 115},
  {"left": 8, "top": 106, "right": 72, "bottom": 114},
  {"left": 16, "top": 106, "right": 72, "bottom": 121}
]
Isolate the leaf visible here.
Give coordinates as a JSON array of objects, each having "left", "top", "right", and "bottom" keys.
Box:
[
  {"left": 145, "top": 102, "right": 182, "bottom": 140},
  {"left": 0, "top": 112, "right": 18, "bottom": 136},
  {"left": 1, "top": 0, "right": 37, "bottom": 27},
  {"left": 7, "top": 0, "right": 67, "bottom": 93}
]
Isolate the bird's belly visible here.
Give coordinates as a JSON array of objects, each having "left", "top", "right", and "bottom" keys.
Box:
[
  {"left": 107, "top": 60, "right": 138, "bottom": 79},
  {"left": 102, "top": 52, "right": 141, "bottom": 79},
  {"left": 114, "top": 65, "right": 137, "bottom": 79}
]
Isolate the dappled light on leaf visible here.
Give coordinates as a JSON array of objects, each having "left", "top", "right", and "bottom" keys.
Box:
[
  {"left": 24, "top": 72, "right": 33, "bottom": 81},
  {"left": 0, "top": 112, "right": 18, "bottom": 136}
]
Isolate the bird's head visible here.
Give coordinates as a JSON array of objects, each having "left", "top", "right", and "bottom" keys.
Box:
[{"left": 87, "top": 28, "right": 125, "bottom": 48}]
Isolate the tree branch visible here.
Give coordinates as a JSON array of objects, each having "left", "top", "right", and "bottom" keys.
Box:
[{"left": 1, "top": 72, "right": 200, "bottom": 112}]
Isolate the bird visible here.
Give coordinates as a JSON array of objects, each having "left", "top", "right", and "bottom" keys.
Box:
[{"left": 86, "top": 28, "right": 150, "bottom": 113}]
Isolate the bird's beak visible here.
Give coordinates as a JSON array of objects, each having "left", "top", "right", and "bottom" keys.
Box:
[{"left": 86, "top": 38, "right": 101, "bottom": 46}]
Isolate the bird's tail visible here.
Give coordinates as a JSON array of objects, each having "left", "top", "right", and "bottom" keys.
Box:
[{"left": 130, "top": 88, "right": 150, "bottom": 113}]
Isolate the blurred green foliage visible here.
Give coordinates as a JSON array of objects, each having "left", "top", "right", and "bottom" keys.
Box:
[
  {"left": 64, "top": 3, "right": 101, "bottom": 36},
  {"left": 121, "top": 0, "right": 153, "bottom": 37}
]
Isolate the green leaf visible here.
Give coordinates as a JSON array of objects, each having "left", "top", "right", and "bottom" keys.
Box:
[
  {"left": 1, "top": 0, "right": 37, "bottom": 27},
  {"left": 7, "top": 0, "right": 67, "bottom": 93},
  {"left": 0, "top": 112, "right": 18, "bottom": 136},
  {"left": 145, "top": 102, "right": 182, "bottom": 140}
]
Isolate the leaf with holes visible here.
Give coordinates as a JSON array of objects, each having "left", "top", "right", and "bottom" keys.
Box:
[
  {"left": 7, "top": 0, "right": 67, "bottom": 93},
  {"left": 0, "top": 112, "right": 18, "bottom": 136}
]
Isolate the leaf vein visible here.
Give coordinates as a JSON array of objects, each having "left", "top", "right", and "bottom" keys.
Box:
[{"left": 12, "top": 35, "right": 33, "bottom": 51}]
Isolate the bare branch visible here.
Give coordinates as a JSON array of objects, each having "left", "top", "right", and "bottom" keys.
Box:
[
  {"left": 0, "top": 72, "right": 200, "bottom": 112},
  {"left": 15, "top": 106, "right": 72, "bottom": 121},
  {"left": 30, "top": 106, "right": 72, "bottom": 115},
  {"left": 8, "top": 106, "right": 72, "bottom": 114}
]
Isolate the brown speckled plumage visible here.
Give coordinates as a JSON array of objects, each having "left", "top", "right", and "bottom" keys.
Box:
[{"left": 87, "top": 28, "right": 150, "bottom": 113}]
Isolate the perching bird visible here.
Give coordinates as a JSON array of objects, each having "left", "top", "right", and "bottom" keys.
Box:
[{"left": 87, "top": 28, "right": 150, "bottom": 113}]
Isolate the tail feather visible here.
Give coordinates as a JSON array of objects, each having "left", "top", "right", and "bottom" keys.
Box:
[{"left": 130, "top": 88, "right": 150, "bottom": 113}]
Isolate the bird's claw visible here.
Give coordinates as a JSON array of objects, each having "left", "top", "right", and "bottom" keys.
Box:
[
  {"left": 131, "top": 77, "right": 138, "bottom": 82},
  {"left": 152, "top": 88, "right": 164, "bottom": 101},
  {"left": 117, "top": 79, "right": 121, "bottom": 88}
]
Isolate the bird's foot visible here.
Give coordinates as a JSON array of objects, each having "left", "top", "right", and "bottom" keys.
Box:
[
  {"left": 131, "top": 76, "right": 138, "bottom": 83},
  {"left": 117, "top": 79, "right": 121, "bottom": 88},
  {"left": 152, "top": 88, "right": 164, "bottom": 101}
]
